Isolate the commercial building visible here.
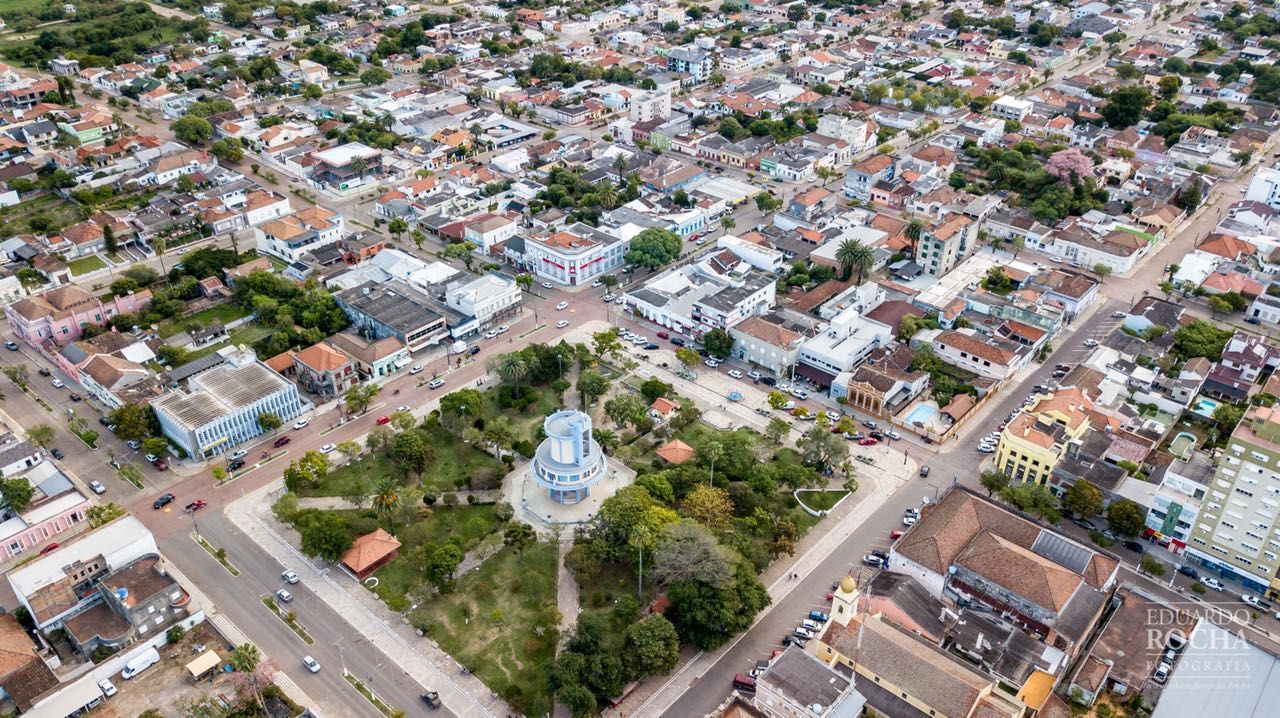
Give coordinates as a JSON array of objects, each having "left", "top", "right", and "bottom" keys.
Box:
[
  {"left": 795, "top": 305, "right": 893, "bottom": 390},
  {"left": 1186, "top": 405, "right": 1280, "bottom": 598},
  {"left": 311, "top": 142, "right": 383, "bottom": 192},
  {"left": 335, "top": 280, "right": 448, "bottom": 353},
  {"left": 325, "top": 331, "right": 410, "bottom": 381},
  {"left": 752, "top": 646, "right": 865, "bottom": 718},
  {"left": 151, "top": 348, "right": 302, "bottom": 459},
  {"left": 519, "top": 224, "right": 630, "bottom": 287},
  {"left": 626, "top": 265, "right": 776, "bottom": 338},
  {"left": 729, "top": 315, "right": 805, "bottom": 378},
  {"left": 1145, "top": 453, "right": 1212, "bottom": 550},
  {"left": 292, "top": 342, "right": 358, "bottom": 398},
  {"left": 445, "top": 273, "right": 522, "bottom": 330}
]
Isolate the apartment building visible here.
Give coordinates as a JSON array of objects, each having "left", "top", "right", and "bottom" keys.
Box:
[
  {"left": 1186, "top": 405, "right": 1280, "bottom": 599},
  {"left": 917, "top": 214, "right": 974, "bottom": 276}
]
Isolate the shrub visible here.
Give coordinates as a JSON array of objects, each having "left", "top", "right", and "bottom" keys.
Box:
[
  {"left": 512, "top": 439, "right": 534, "bottom": 458},
  {"left": 385, "top": 594, "right": 410, "bottom": 612},
  {"left": 166, "top": 625, "right": 186, "bottom": 643},
  {"left": 1191, "top": 583, "right": 1206, "bottom": 595},
  {"left": 466, "top": 494, "right": 477, "bottom": 505}
]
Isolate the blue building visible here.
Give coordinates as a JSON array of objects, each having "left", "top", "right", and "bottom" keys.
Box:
[
  {"left": 151, "top": 349, "right": 302, "bottom": 459},
  {"left": 530, "top": 410, "right": 609, "bottom": 504},
  {"left": 667, "top": 47, "right": 714, "bottom": 82}
]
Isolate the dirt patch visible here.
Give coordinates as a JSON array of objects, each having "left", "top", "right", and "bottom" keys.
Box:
[{"left": 92, "top": 623, "right": 239, "bottom": 718}]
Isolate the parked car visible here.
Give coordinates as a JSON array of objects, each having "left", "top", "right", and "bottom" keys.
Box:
[
  {"left": 1243, "top": 594, "right": 1273, "bottom": 611},
  {"left": 51, "top": 379, "right": 64, "bottom": 388},
  {"left": 1153, "top": 662, "right": 1170, "bottom": 684},
  {"left": 68, "top": 393, "right": 81, "bottom": 402},
  {"left": 3, "top": 341, "right": 16, "bottom": 350},
  {"left": 1200, "top": 576, "right": 1225, "bottom": 591},
  {"left": 760, "top": 377, "right": 777, "bottom": 386},
  {"left": 541, "top": 281, "right": 553, "bottom": 289},
  {"left": 644, "top": 343, "right": 659, "bottom": 350},
  {"left": 861, "top": 554, "right": 886, "bottom": 568},
  {"left": 1177, "top": 566, "right": 1199, "bottom": 579},
  {"left": 858, "top": 437, "right": 878, "bottom": 446},
  {"left": 421, "top": 691, "right": 442, "bottom": 709},
  {"left": 1123, "top": 540, "right": 1145, "bottom": 554},
  {"left": 727, "top": 369, "right": 744, "bottom": 379},
  {"left": 39, "top": 543, "right": 59, "bottom": 555},
  {"left": 153, "top": 459, "right": 168, "bottom": 471},
  {"left": 98, "top": 679, "right": 117, "bottom": 697},
  {"left": 808, "top": 610, "right": 829, "bottom": 622},
  {"left": 376, "top": 415, "right": 391, "bottom": 425},
  {"left": 228, "top": 458, "right": 246, "bottom": 471},
  {"left": 748, "top": 371, "right": 763, "bottom": 380},
  {"left": 229, "top": 449, "right": 248, "bottom": 461},
  {"left": 1073, "top": 518, "right": 1097, "bottom": 531},
  {"left": 409, "top": 364, "right": 424, "bottom": 374},
  {"left": 793, "top": 627, "right": 815, "bottom": 639},
  {"left": 51, "top": 448, "right": 64, "bottom": 460},
  {"left": 919, "top": 465, "right": 930, "bottom": 478},
  {"left": 556, "top": 320, "right": 570, "bottom": 328},
  {"left": 153, "top": 493, "right": 175, "bottom": 509},
  {"left": 671, "top": 337, "right": 685, "bottom": 346},
  {"left": 89, "top": 480, "right": 106, "bottom": 494},
  {"left": 282, "top": 570, "right": 299, "bottom": 584},
  {"left": 886, "top": 430, "right": 901, "bottom": 440}
]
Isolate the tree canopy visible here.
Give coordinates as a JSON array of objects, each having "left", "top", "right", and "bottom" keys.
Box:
[{"left": 625, "top": 228, "right": 682, "bottom": 269}]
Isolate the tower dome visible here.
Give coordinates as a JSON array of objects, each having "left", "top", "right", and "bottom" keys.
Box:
[{"left": 529, "top": 409, "right": 609, "bottom": 504}]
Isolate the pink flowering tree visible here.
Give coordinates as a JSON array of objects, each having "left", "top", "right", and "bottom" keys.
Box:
[{"left": 1045, "top": 147, "right": 1095, "bottom": 183}]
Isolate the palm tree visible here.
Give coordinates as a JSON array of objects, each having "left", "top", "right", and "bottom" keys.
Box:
[
  {"left": 498, "top": 354, "right": 529, "bottom": 399},
  {"left": 701, "top": 440, "right": 723, "bottom": 487},
  {"left": 1167, "top": 263, "right": 1180, "bottom": 281},
  {"left": 850, "top": 242, "right": 875, "bottom": 284},
  {"left": 834, "top": 238, "right": 861, "bottom": 280},
  {"left": 1009, "top": 235, "right": 1025, "bottom": 259},
  {"left": 904, "top": 218, "right": 924, "bottom": 256},
  {"left": 372, "top": 476, "right": 402, "bottom": 534},
  {"left": 598, "top": 181, "right": 618, "bottom": 210}
]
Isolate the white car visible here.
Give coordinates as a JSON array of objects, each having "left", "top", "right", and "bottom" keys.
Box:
[
  {"left": 89, "top": 480, "right": 106, "bottom": 494},
  {"left": 495, "top": 325, "right": 510, "bottom": 334},
  {"left": 977, "top": 445, "right": 996, "bottom": 454},
  {"left": 727, "top": 369, "right": 744, "bottom": 379},
  {"left": 793, "top": 627, "right": 815, "bottom": 639},
  {"left": 556, "top": 320, "right": 570, "bottom": 328},
  {"left": 603, "top": 294, "right": 616, "bottom": 302},
  {"left": 282, "top": 570, "right": 299, "bottom": 584},
  {"left": 555, "top": 301, "right": 569, "bottom": 310},
  {"left": 409, "top": 364, "right": 423, "bottom": 374},
  {"left": 319, "top": 443, "right": 336, "bottom": 454},
  {"left": 747, "top": 370, "right": 763, "bottom": 380},
  {"left": 98, "top": 678, "right": 118, "bottom": 697},
  {"left": 776, "top": 382, "right": 791, "bottom": 392},
  {"left": 825, "top": 411, "right": 841, "bottom": 422},
  {"left": 902, "top": 515, "right": 918, "bottom": 526},
  {"left": 275, "top": 588, "right": 293, "bottom": 603},
  {"left": 887, "top": 430, "right": 901, "bottom": 440},
  {"left": 484, "top": 330, "right": 498, "bottom": 339},
  {"left": 591, "top": 280, "right": 603, "bottom": 288},
  {"left": 229, "top": 449, "right": 247, "bottom": 461},
  {"left": 1200, "top": 577, "right": 1224, "bottom": 591},
  {"left": 51, "top": 378, "right": 64, "bottom": 388},
  {"left": 541, "top": 281, "right": 553, "bottom": 289},
  {"left": 1083, "top": 338, "right": 1099, "bottom": 347},
  {"left": 427, "top": 378, "right": 445, "bottom": 389},
  {"left": 144, "top": 453, "right": 158, "bottom": 463},
  {"left": 396, "top": 405, "right": 410, "bottom": 413},
  {"left": 1050, "top": 256, "right": 1064, "bottom": 263},
  {"left": 615, "top": 297, "right": 625, "bottom": 305},
  {"left": 781, "top": 400, "right": 796, "bottom": 411},
  {"left": 632, "top": 336, "right": 648, "bottom": 345},
  {"left": 293, "top": 419, "right": 310, "bottom": 430},
  {"left": 1110, "top": 311, "right": 1126, "bottom": 319},
  {"left": 303, "top": 656, "right": 321, "bottom": 673},
  {"left": 790, "top": 388, "right": 809, "bottom": 400},
  {"left": 1243, "top": 594, "right": 1267, "bottom": 608}
]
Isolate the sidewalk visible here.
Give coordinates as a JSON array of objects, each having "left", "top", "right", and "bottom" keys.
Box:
[
  {"left": 225, "top": 481, "right": 512, "bottom": 718},
  {"left": 608, "top": 457, "right": 912, "bottom": 718}
]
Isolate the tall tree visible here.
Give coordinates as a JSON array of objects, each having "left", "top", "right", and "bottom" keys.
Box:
[
  {"left": 372, "top": 476, "right": 403, "bottom": 534},
  {"left": 503, "top": 522, "right": 537, "bottom": 560},
  {"left": 1061, "top": 479, "right": 1104, "bottom": 518},
  {"left": 497, "top": 354, "right": 530, "bottom": 398}
]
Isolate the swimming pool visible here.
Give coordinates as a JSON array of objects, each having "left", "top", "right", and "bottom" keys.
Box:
[
  {"left": 1193, "top": 397, "right": 1221, "bottom": 418},
  {"left": 905, "top": 404, "right": 937, "bottom": 426},
  {"left": 1169, "top": 432, "right": 1197, "bottom": 459}
]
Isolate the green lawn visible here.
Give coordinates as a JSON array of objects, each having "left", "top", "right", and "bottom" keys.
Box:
[
  {"left": 485, "top": 384, "right": 564, "bottom": 444},
  {"left": 68, "top": 255, "right": 107, "bottom": 276},
  {"left": 0, "top": 192, "right": 82, "bottom": 239},
  {"left": 368, "top": 505, "right": 504, "bottom": 607},
  {"left": 159, "top": 303, "right": 252, "bottom": 338},
  {"left": 302, "top": 431, "right": 503, "bottom": 498},
  {"left": 180, "top": 324, "right": 274, "bottom": 364},
  {"left": 411, "top": 543, "right": 559, "bottom": 717},
  {"left": 796, "top": 489, "right": 849, "bottom": 512}
]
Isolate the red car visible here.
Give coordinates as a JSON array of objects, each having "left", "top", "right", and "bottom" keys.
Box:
[
  {"left": 152, "top": 459, "right": 169, "bottom": 471},
  {"left": 39, "top": 542, "right": 59, "bottom": 555},
  {"left": 657, "top": 331, "right": 669, "bottom": 339},
  {"left": 858, "top": 437, "right": 878, "bottom": 446},
  {"left": 376, "top": 415, "right": 391, "bottom": 425},
  {"left": 890, "top": 530, "right": 904, "bottom": 540},
  {"left": 185, "top": 499, "right": 208, "bottom": 512},
  {"left": 273, "top": 436, "right": 292, "bottom": 448}
]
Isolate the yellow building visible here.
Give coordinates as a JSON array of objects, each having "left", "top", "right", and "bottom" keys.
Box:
[
  {"left": 994, "top": 387, "right": 1109, "bottom": 486},
  {"left": 813, "top": 577, "right": 1024, "bottom": 718}
]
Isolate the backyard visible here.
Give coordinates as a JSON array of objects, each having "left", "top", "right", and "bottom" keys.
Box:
[
  {"left": 158, "top": 302, "right": 252, "bottom": 338},
  {"left": 410, "top": 543, "right": 559, "bottom": 717},
  {"left": 68, "top": 255, "right": 107, "bottom": 276}
]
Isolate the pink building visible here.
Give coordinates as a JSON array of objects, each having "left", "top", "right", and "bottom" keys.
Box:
[
  {"left": 0, "top": 463, "right": 90, "bottom": 562},
  {"left": 5, "top": 285, "right": 151, "bottom": 350}
]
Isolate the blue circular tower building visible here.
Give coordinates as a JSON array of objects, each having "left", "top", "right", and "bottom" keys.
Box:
[{"left": 530, "top": 410, "right": 608, "bottom": 504}]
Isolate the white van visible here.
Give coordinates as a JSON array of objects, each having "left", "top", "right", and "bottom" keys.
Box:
[{"left": 121, "top": 647, "right": 160, "bottom": 679}]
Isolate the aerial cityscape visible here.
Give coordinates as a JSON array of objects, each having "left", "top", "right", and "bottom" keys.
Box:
[{"left": 0, "top": 0, "right": 1276, "bottom": 717}]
